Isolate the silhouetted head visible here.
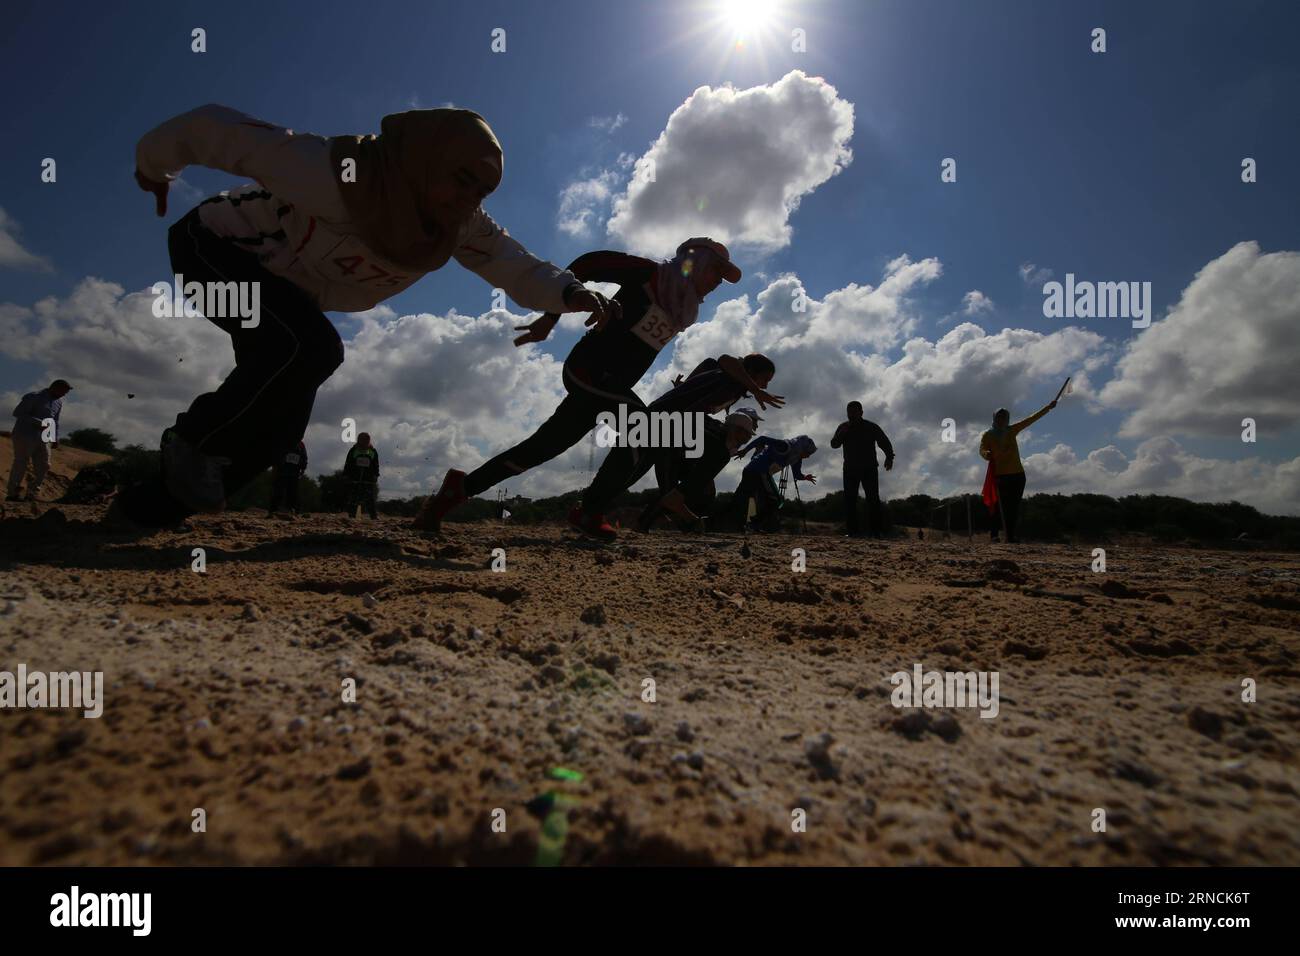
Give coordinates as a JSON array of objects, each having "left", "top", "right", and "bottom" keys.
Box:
[
  {"left": 847, "top": 401, "right": 863, "bottom": 420},
  {"left": 993, "top": 408, "right": 1010, "bottom": 429},
  {"left": 357, "top": 432, "right": 372, "bottom": 449},
  {"left": 676, "top": 238, "right": 741, "bottom": 298},
  {"left": 742, "top": 353, "right": 776, "bottom": 389},
  {"left": 49, "top": 379, "right": 72, "bottom": 399}
]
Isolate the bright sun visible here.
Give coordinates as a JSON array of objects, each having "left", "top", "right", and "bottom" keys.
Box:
[{"left": 721, "top": 0, "right": 778, "bottom": 35}]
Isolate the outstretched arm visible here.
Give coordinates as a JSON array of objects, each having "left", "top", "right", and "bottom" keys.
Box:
[
  {"left": 135, "top": 104, "right": 341, "bottom": 218},
  {"left": 1011, "top": 401, "right": 1056, "bottom": 434},
  {"left": 718, "top": 354, "right": 784, "bottom": 410}
]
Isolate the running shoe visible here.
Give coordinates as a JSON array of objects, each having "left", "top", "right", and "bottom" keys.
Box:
[
  {"left": 411, "top": 469, "right": 467, "bottom": 531},
  {"left": 567, "top": 506, "right": 617, "bottom": 542}
]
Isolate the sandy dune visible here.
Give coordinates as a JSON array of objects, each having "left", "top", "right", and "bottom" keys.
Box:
[
  {"left": 1, "top": 504, "right": 1297, "bottom": 865},
  {"left": 0, "top": 434, "right": 111, "bottom": 503}
]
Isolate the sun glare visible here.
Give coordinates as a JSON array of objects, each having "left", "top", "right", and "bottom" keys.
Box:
[{"left": 721, "top": 0, "right": 778, "bottom": 37}]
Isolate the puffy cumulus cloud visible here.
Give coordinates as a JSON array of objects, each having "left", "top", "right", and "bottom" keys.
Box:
[
  {"left": 606, "top": 70, "right": 854, "bottom": 257},
  {"left": 0, "top": 207, "right": 53, "bottom": 272},
  {"left": 1099, "top": 241, "right": 1300, "bottom": 440},
  {"left": 1024, "top": 438, "right": 1300, "bottom": 517}
]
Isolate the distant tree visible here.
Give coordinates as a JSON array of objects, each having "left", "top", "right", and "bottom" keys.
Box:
[{"left": 63, "top": 427, "right": 118, "bottom": 455}]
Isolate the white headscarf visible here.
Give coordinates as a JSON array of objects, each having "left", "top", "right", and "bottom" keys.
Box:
[{"left": 653, "top": 248, "right": 705, "bottom": 332}]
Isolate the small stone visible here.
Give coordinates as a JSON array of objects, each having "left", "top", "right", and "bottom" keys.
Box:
[
  {"left": 891, "top": 711, "right": 933, "bottom": 739},
  {"left": 931, "top": 714, "right": 962, "bottom": 743},
  {"left": 623, "top": 711, "right": 652, "bottom": 736},
  {"left": 687, "top": 751, "right": 705, "bottom": 770},
  {"left": 362, "top": 593, "right": 378, "bottom": 608},
  {"left": 287, "top": 717, "right": 307, "bottom": 732},
  {"left": 675, "top": 721, "right": 695, "bottom": 743},
  {"left": 581, "top": 604, "right": 607, "bottom": 626},
  {"left": 1188, "top": 706, "right": 1224, "bottom": 740},
  {"left": 345, "top": 612, "right": 373, "bottom": 634},
  {"left": 336, "top": 757, "right": 372, "bottom": 780},
  {"left": 241, "top": 603, "right": 262, "bottom": 621}
]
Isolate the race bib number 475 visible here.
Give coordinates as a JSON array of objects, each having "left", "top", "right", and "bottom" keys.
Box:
[{"left": 629, "top": 305, "right": 678, "bottom": 352}]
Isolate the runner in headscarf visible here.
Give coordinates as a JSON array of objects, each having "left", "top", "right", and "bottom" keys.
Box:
[
  {"left": 979, "top": 398, "right": 1057, "bottom": 543},
  {"left": 730, "top": 434, "right": 818, "bottom": 533},
  {"left": 114, "top": 104, "right": 617, "bottom": 526},
  {"left": 412, "top": 239, "right": 748, "bottom": 535}
]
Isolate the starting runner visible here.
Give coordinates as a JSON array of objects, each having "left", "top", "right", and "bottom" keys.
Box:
[
  {"left": 635, "top": 406, "right": 763, "bottom": 535},
  {"left": 575, "top": 351, "right": 779, "bottom": 539},
  {"left": 113, "top": 103, "right": 617, "bottom": 526},
  {"left": 412, "top": 238, "right": 749, "bottom": 534},
  {"left": 730, "top": 433, "right": 818, "bottom": 533}
]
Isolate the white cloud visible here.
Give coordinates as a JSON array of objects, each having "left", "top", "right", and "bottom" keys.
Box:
[
  {"left": 1098, "top": 241, "right": 1300, "bottom": 439},
  {"left": 556, "top": 169, "right": 623, "bottom": 239},
  {"left": 1024, "top": 438, "right": 1300, "bottom": 518},
  {"left": 962, "top": 290, "right": 993, "bottom": 315},
  {"left": 1019, "top": 262, "right": 1053, "bottom": 286},
  {"left": 606, "top": 70, "right": 854, "bottom": 257},
  {"left": 0, "top": 207, "right": 53, "bottom": 272},
  {"left": 588, "top": 113, "right": 627, "bottom": 133}
]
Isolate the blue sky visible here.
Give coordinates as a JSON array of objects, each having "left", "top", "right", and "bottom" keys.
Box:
[{"left": 3, "top": 0, "right": 1298, "bottom": 511}]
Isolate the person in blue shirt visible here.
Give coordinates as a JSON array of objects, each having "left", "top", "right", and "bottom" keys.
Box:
[
  {"left": 730, "top": 434, "right": 817, "bottom": 532},
  {"left": 7, "top": 379, "right": 72, "bottom": 502}
]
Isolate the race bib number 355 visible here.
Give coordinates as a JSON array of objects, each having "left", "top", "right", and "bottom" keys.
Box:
[{"left": 629, "top": 305, "right": 678, "bottom": 352}]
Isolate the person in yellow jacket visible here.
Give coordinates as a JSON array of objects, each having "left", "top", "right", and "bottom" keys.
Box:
[{"left": 979, "top": 399, "right": 1057, "bottom": 543}]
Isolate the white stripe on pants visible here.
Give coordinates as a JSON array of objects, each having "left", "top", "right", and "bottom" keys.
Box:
[{"left": 7, "top": 432, "right": 50, "bottom": 497}]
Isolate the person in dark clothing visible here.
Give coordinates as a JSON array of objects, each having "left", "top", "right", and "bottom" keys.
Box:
[
  {"left": 268, "top": 439, "right": 308, "bottom": 516},
  {"left": 731, "top": 435, "right": 817, "bottom": 532},
  {"left": 343, "top": 433, "right": 380, "bottom": 519},
  {"left": 830, "top": 401, "right": 894, "bottom": 537},
  {"left": 636, "top": 407, "right": 761, "bottom": 533},
  {"left": 578, "top": 353, "right": 779, "bottom": 536},
  {"left": 414, "top": 239, "right": 774, "bottom": 536}
]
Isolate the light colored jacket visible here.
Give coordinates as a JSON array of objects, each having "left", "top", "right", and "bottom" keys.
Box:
[{"left": 136, "top": 104, "right": 578, "bottom": 314}]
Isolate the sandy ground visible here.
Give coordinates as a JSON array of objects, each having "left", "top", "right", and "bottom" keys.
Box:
[{"left": 1, "top": 501, "right": 1298, "bottom": 866}]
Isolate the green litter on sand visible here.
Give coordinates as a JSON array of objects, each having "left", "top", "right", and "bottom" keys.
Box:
[
  {"left": 547, "top": 767, "right": 585, "bottom": 782},
  {"left": 531, "top": 791, "right": 579, "bottom": 867}
]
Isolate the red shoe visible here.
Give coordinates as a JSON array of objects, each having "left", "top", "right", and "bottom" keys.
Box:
[
  {"left": 411, "top": 469, "right": 467, "bottom": 531},
  {"left": 567, "top": 506, "right": 617, "bottom": 542}
]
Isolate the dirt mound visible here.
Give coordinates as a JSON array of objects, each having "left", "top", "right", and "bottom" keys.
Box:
[{"left": 0, "top": 433, "right": 111, "bottom": 503}]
